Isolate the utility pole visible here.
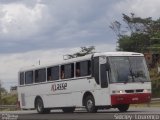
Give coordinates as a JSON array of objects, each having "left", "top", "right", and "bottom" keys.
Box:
[{"left": 39, "top": 60, "right": 40, "bottom": 65}]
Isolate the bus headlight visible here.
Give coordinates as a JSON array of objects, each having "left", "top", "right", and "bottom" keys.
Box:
[
  {"left": 143, "top": 89, "right": 151, "bottom": 93},
  {"left": 112, "top": 90, "right": 125, "bottom": 94}
]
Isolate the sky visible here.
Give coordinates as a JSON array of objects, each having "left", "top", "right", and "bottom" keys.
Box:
[{"left": 0, "top": 0, "right": 160, "bottom": 90}]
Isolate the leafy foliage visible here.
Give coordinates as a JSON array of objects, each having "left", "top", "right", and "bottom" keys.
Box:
[
  {"left": 110, "top": 13, "right": 160, "bottom": 53},
  {"left": 0, "top": 80, "right": 7, "bottom": 105},
  {"left": 0, "top": 80, "right": 18, "bottom": 105},
  {"left": 151, "top": 78, "right": 160, "bottom": 98},
  {"left": 66, "top": 46, "right": 95, "bottom": 59},
  {"left": 2, "top": 94, "right": 17, "bottom": 105}
]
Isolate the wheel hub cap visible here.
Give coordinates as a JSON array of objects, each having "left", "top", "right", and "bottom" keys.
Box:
[{"left": 87, "top": 100, "right": 93, "bottom": 109}]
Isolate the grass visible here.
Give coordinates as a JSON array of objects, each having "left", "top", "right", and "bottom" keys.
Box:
[
  {"left": 1, "top": 94, "right": 17, "bottom": 106},
  {"left": 131, "top": 101, "right": 160, "bottom": 108}
]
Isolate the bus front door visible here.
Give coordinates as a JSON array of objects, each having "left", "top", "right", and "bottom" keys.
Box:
[{"left": 99, "top": 56, "right": 110, "bottom": 105}]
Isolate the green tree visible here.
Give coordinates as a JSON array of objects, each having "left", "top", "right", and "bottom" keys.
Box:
[
  {"left": 65, "top": 46, "right": 95, "bottom": 59},
  {"left": 0, "top": 80, "right": 8, "bottom": 105},
  {"left": 110, "top": 13, "right": 160, "bottom": 53}
]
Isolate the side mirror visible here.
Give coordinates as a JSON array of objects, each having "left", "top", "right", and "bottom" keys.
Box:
[{"left": 100, "top": 64, "right": 108, "bottom": 88}]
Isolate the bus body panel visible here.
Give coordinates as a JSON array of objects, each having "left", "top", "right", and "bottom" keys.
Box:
[
  {"left": 93, "top": 88, "right": 110, "bottom": 106},
  {"left": 17, "top": 52, "right": 151, "bottom": 112},
  {"left": 18, "top": 77, "right": 110, "bottom": 109},
  {"left": 109, "top": 82, "right": 151, "bottom": 92}
]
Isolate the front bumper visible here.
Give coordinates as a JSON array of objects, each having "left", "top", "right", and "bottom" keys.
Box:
[{"left": 111, "top": 93, "right": 151, "bottom": 105}]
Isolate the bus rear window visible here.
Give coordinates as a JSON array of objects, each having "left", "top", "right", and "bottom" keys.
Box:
[
  {"left": 25, "top": 71, "right": 33, "bottom": 84},
  {"left": 20, "top": 72, "right": 24, "bottom": 85}
]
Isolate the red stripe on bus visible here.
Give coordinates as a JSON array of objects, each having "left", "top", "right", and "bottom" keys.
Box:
[{"left": 111, "top": 93, "right": 151, "bottom": 105}]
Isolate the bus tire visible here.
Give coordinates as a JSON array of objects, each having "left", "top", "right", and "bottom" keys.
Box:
[
  {"left": 117, "top": 104, "right": 129, "bottom": 112},
  {"left": 35, "top": 98, "right": 50, "bottom": 114},
  {"left": 62, "top": 107, "right": 75, "bottom": 113},
  {"left": 44, "top": 108, "right": 51, "bottom": 114},
  {"left": 85, "top": 95, "right": 97, "bottom": 113}
]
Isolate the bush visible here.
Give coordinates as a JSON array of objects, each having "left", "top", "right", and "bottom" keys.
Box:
[
  {"left": 2, "top": 94, "right": 17, "bottom": 105},
  {"left": 151, "top": 79, "right": 160, "bottom": 98}
]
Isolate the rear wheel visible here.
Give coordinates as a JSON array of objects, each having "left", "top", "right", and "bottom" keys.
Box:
[
  {"left": 35, "top": 98, "right": 50, "bottom": 114},
  {"left": 85, "top": 95, "right": 97, "bottom": 113},
  {"left": 62, "top": 107, "right": 75, "bottom": 113},
  {"left": 117, "top": 104, "right": 129, "bottom": 112}
]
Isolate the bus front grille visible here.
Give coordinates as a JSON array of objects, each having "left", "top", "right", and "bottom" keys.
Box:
[
  {"left": 125, "top": 89, "right": 144, "bottom": 93},
  {"left": 125, "top": 90, "right": 134, "bottom": 93},
  {"left": 136, "top": 89, "right": 143, "bottom": 93}
]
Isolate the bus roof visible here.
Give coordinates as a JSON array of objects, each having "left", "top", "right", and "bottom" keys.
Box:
[
  {"left": 93, "top": 52, "right": 143, "bottom": 57},
  {"left": 19, "top": 52, "right": 143, "bottom": 72}
]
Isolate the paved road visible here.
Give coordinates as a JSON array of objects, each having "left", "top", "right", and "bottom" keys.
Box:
[{"left": 0, "top": 107, "right": 160, "bottom": 120}]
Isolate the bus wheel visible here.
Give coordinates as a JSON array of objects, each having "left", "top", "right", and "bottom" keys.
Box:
[
  {"left": 85, "top": 95, "right": 97, "bottom": 113},
  {"left": 117, "top": 104, "right": 129, "bottom": 112},
  {"left": 36, "top": 98, "right": 50, "bottom": 114},
  {"left": 62, "top": 107, "right": 75, "bottom": 113}
]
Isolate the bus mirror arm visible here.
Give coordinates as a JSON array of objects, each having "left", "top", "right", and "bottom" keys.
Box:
[
  {"left": 106, "top": 63, "right": 110, "bottom": 71},
  {"left": 87, "top": 76, "right": 93, "bottom": 79}
]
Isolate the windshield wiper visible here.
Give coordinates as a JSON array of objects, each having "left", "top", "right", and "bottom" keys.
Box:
[{"left": 134, "top": 76, "right": 144, "bottom": 83}]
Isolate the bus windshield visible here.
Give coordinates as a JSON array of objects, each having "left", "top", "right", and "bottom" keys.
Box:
[{"left": 109, "top": 56, "right": 150, "bottom": 83}]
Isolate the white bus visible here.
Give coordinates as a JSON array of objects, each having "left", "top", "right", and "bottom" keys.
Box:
[{"left": 18, "top": 52, "right": 151, "bottom": 113}]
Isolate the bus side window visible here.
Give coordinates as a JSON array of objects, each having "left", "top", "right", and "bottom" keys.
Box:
[
  {"left": 76, "top": 62, "right": 80, "bottom": 77},
  {"left": 61, "top": 63, "right": 74, "bottom": 79},
  {"left": 76, "top": 60, "right": 91, "bottom": 77},
  {"left": 35, "top": 68, "right": 46, "bottom": 83},
  {"left": 61, "top": 65, "right": 65, "bottom": 79},
  {"left": 47, "top": 66, "right": 59, "bottom": 81},
  {"left": 25, "top": 71, "right": 33, "bottom": 84},
  {"left": 20, "top": 72, "right": 24, "bottom": 85}
]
